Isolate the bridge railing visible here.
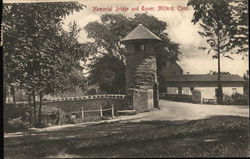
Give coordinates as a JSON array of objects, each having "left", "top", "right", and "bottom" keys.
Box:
[{"left": 43, "top": 94, "right": 126, "bottom": 102}]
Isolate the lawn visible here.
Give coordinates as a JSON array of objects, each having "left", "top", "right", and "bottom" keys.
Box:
[{"left": 4, "top": 115, "right": 249, "bottom": 158}]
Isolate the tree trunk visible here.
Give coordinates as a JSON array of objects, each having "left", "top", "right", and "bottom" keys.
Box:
[
  {"left": 3, "top": 85, "right": 7, "bottom": 122},
  {"left": 32, "top": 91, "right": 37, "bottom": 125},
  {"left": 217, "top": 45, "right": 223, "bottom": 104},
  {"left": 28, "top": 94, "right": 31, "bottom": 105},
  {"left": 217, "top": 55, "right": 223, "bottom": 104},
  {"left": 28, "top": 93, "right": 32, "bottom": 126},
  {"left": 38, "top": 92, "right": 43, "bottom": 125},
  {"left": 3, "top": 85, "right": 7, "bottom": 106},
  {"left": 10, "top": 86, "right": 16, "bottom": 105}
]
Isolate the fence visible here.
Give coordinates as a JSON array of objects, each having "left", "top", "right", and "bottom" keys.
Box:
[
  {"left": 67, "top": 104, "right": 115, "bottom": 123},
  {"left": 23, "top": 104, "right": 115, "bottom": 126},
  {"left": 202, "top": 98, "right": 217, "bottom": 104}
]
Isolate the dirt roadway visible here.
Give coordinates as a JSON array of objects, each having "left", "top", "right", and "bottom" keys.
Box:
[
  {"left": 130, "top": 100, "right": 249, "bottom": 121},
  {"left": 4, "top": 100, "right": 249, "bottom": 136},
  {"left": 110, "top": 100, "right": 249, "bottom": 123}
]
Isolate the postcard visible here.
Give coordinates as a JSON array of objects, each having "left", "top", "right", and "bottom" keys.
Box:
[{"left": 3, "top": 0, "right": 249, "bottom": 158}]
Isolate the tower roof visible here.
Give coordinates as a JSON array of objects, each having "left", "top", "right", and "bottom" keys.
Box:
[{"left": 120, "top": 24, "right": 161, "bottom": 43}]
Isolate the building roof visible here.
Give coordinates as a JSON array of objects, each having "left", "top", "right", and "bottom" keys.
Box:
[
  {"left": 120, "top": 24, "right": 162, "bottom": 43},
  {"left": 173, "top": 61, "right": 183, "bottom": 72},
  {"left": 165, "top": 74, "right": 245, "bottom": 82}
]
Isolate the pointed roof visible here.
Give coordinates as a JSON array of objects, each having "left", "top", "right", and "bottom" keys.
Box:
[{"left": 121, "top": 24, "right": 161, "bottom": 43}]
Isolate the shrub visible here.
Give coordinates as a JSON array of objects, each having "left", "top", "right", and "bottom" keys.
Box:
[
  {"left": 43, "top": 98, "right": 49, "bottom": 101},
  {"left": 222, "top": 93, "right": 248, "bottom": 105},
  {"left": 6, "top": 117, "right": 29, "bottom": 132},
  {"left": 231, "top": 93, "right": 248, "bottom": 105},
  {"left": 87, "top": 88, "right": 97, "bottom": 95},
  {"left": 34, "top": 122, "right": 46, "bottom": 128},
  {"left": 222, "top": 94, "right": 232, "bottom": 105}
]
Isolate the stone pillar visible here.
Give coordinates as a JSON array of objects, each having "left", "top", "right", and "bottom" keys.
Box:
[{"left": 125, "top": 42, "right": 158, "bottom": 112}]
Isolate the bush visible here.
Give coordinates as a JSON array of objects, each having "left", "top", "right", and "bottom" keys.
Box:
[
  {"left": 231, "top": 93, "right": 248, "bottom": 105},
  {"left": 222, "top": 93, "right": 248, "bottom": 105},
  {"left": 34, "top": 122, "right": 46, "bottom": 128},
  {"left": 43, "top": 98, "right": 49, "bottom": 101},
  {"left": 222, "top": 94, "right": 232, "bottom": 105},
  {"left": 6, "top": 117, "right": 29, "bottom": 132},
  {"left": 87, "top": 88, "right": 98, "bottom": 95}
]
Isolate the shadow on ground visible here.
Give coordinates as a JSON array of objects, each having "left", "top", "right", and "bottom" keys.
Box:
[{"left": 4, "top": 115, "right": 249, "bottom": 158}]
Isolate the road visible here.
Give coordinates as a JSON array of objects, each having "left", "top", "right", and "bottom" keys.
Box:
[
  {"left": 4, "top": 100, "right": 249, "bottom": 135},
  {"left": 117, "top": 100, "right": 249, "bottom": 122}
]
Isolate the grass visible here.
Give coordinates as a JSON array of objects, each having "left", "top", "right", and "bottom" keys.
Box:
[{"left": 4, "top": 115, "right": 249, "bottom": 158}]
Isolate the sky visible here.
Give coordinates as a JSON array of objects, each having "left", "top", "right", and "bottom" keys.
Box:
[{"left": 63, "top": 0, "right": 248, "bottom": 76}]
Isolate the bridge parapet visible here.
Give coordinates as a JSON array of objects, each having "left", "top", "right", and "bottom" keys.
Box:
[{"left": 45, "top": 94, "right": 126, "bottom": 103}]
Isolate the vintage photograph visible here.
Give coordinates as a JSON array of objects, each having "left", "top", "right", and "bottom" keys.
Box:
[{"left": 3, "top": 0, "right": 249, "bottom": 158}]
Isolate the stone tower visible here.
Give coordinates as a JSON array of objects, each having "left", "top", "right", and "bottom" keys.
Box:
[{"left": 120, "top": 24, "right": 161, "bottom": 112}]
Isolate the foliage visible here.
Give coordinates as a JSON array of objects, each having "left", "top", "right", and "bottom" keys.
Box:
[
  {"left": 33, "top": 122, "right": 47, "bottom": 128},
  {"left": 187, "top": 0, "right": 248, "bottom": 103},
  {"left": 3, "top": 2, "right": 85, "bottom": 91},
  {"left": 84, "top": 13, "right": 181, "bottom": 62},
  {"left": 6, "top": 117, "right": 29, "bottom": 132},
  {"left": 243, "top": 70, "right": 249, "bottom": 95},
  {"left": 3, "top": 2, "right": 86, "bottom": 124},
  {"left": 231, "top": 93, "right": 248, "bottom": 105},
  {"left": 87, "top": 85, "right": 100, "bottom": 95},
  {"left": 4, "top": 103, "right": 32, "bottom": 125},
  {"left": 88, "top": 55, "right": 126, "bottom": 94},
  {"left": 84, "top": 13, "right": 181, "bottom": 93},
  {"left": 222, "top": 93, "right": 248, "bottom": 105},
  {"left": 222, "top": 94, "right": 233, "bottom": 105},
  {"left": 228, "top": 0, "right": 248, "bottom": 54},
  {"left": 188, "top": 0, "right": 248, "bottom": 57},
  {"left": 63, "top": 114, "right": 79, "bottom": 124}
]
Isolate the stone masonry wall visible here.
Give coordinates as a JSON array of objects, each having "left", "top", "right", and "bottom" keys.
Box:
[
  {"left": 5, "top": 97, "right": 127, "bottom": 124},
  {"left": 125, "top": 42, "right": 157, "bottom": 111}
]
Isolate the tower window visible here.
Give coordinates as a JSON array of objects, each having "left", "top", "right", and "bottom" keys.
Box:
[{"left": 135, "top": 43, "right": 145, "bottom": 51}]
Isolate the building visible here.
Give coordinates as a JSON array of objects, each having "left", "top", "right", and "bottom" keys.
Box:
[
  {"left": 163, "top": 74, "right": 245, "bottom": 100},
  {"left": 159, "top": 61, "right": 183, "bottom": 77},
  {"left": 158, "top": 61, "right": 183, "bottom": 93}
]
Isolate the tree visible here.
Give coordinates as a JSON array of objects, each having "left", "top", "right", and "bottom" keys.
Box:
[
  {"left": 88, "top": 55, "right": 126, "bottom": 94},
  {"left": 84, "top": 13, "right": 181, "bottom": 93},
  {"left": 187, "top": 0, "right": 247, "bottom": 104},
  {"left": 228, "top": 0, "right": 248, "bottom": 54},
  {"left": 3, "top": 2, "right": 85, "bottom": 125},
  {"left": 243, "top": 70, "right": 249, "bottom": 96}
]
